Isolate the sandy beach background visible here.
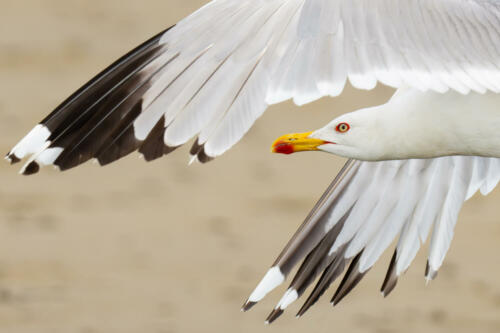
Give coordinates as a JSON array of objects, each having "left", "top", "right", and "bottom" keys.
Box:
[{"left": 1, "top": 1, "right": 499, "bottom": 332}]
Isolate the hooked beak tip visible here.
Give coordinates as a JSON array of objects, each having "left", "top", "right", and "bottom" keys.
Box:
[{"left": 271, "top": 141, "right": 295, "bottom": 154}]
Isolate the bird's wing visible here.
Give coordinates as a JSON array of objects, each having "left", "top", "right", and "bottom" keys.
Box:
[
  {"left": 6, "top": 0, "right": 500, "bottom": 172},
  {"left": 244, "top": 156, "right": 500, "bottom": 323}
]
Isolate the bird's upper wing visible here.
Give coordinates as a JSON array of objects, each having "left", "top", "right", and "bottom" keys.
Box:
[
  {"left": 244, "top": 156, "right": 500, "bottom": 322},
  {"left": 6, "top": 0, "right": 500, "bottom": 172}
]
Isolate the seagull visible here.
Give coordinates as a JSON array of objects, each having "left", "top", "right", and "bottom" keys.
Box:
[{"left": 6, "top": 0, "right": 500, "bottom": 324}]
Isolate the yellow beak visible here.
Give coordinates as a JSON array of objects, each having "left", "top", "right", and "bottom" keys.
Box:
[{"left": 271, "top": 131, "right": 331, "bottom": 154}]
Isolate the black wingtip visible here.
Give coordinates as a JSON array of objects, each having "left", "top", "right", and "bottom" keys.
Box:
[
  {"left": 331, "top": 252, "right": 366, "bottom": 306},
  {"left": 265, "top": 308, "right": 284, "bottom": 325},
  {"left": 197, "top": 147, "right": 214, "bottom": 164},
  {"left": 241, "top": 301, "right": 256, "bottom": 312},
  {"left": 189, "top": 138, "right": 203, "bottom": 156},
  {"left": 297, "top": 247, "right": 348, "bottom": 317},
  {"left": 6, "top": 154, "right": 20, "bottom": 165},
  {"left": 138, "top": 116, "right": 179, "bottom": 162},
  {"left": 425, "top": 261, "right": 438, "bottom": 281},
  {"left": 331, "top": 270, "right": 366, "bottom": 306},
  {"left": 189, "top": 138, "right": 214, "bottom": 164},
  {"left": 286, "top": 214, "right": 348, "bottom": 307},
  {"left": 296, "top": 301, "right": 312, "bottom": 318},
  {"left": 22, "top": 161, "right": 40, "bottom": 175},
  {"left": 381, "top": 249, "right": 398, "bottom": 297}
]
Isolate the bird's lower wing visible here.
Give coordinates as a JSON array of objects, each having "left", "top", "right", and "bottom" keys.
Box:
[
  {"left": 6, "top": 0, "right": 500, "bottom": 173},
  {"left": 244, "top": 156, "right": 500, "bottom": 323}
]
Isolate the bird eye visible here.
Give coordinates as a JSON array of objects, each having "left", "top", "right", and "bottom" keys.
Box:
[{"left": 336, "top": 122, "right": 350, "bottom": 133}]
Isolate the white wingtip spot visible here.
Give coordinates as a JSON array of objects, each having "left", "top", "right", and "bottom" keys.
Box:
[
  {"left": 276, "top": 288, "right": 298, "bottom": 310},
  {"left": 247, "top": 267, "right": 285, "bottom": 303},
  {"left": 9, "top": 124, "right": 51, "bottom": 160},
  {"left": 188, "top": 154, "right": 198, "bottom": 166},
  {"left": 36, "top": 147, "right": 63, "bottom": 166},
  {"left": 275, "top": 289, "right": 290, "bottom": 309}
]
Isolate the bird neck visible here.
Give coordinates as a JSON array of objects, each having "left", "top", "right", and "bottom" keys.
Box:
[{"left": 360, "top": 89, "right": 500, "bottom": 161}]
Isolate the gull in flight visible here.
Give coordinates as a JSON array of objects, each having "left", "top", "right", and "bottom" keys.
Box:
[{"left": 6, "top": 0, "right": 500, "bottom": 324}]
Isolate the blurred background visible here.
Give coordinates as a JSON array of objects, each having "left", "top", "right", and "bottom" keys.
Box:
[{"left": 1, "top": 1, "right": 499, "bottom": 332}]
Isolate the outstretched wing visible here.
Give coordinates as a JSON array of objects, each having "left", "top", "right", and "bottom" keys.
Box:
[
  {"left": 243, "top": 156, "right": 500, "bottom": 323},
  {"left": 6, "top": 0, "right": 500, "bottom": 173}
]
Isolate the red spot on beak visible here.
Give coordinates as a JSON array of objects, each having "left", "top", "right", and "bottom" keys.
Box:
[{"left": 273, "top": 141, "right": 294, "bottom": 154}]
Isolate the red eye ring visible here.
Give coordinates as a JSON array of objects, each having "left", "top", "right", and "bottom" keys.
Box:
[{"left": 336, "top": 122, "right": 350, "bottom": 133}]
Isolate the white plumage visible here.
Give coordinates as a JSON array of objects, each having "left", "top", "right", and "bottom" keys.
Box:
[{"left": 5, "top": 0, "right": 500, "bottom": 323}]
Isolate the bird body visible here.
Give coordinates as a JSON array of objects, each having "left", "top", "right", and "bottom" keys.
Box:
[{"left": 5, "top": 0, "right": 500, "bottom": 324}]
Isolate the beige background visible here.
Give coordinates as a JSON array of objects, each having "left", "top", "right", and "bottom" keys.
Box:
[{"left": 1, "top": 1, "right": 499, "bottom": 332}]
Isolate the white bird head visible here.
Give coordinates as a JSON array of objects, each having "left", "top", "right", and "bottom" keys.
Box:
[{"left": 272, "top": 110, "right": 385, "bottom": 160}]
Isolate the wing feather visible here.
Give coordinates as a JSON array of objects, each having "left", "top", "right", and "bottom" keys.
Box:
[
  {"left": 244, "top": 156, "right": 500, "bottom": 321},
  {"left": 8, "top": 0, "right": 500, "bottom": 171}
]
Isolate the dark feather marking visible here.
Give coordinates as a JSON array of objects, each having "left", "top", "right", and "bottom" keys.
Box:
[
  {"left": 128, "top": 48, "right": 233, "bottom": 166},
  {"left": 190, "top": 139, "right": 213, "bottom": 163},
  {"left": 137, "top": 46, "right": 231, "bottom": 165},
  {"left": 7, "top": 32, "right": 170, "bottom": 168},
  {"left": 94, "top": 42, "right": 217, "bottom": 166},
  {"left": 296, "top": 247, "right": 348, "bottom": 317},
  {"left": 286, "top": 208, "right": 352, "bottom": 300},
  {"left": 271, "top": 160, "right": 358, "bottom": 276},
  {"left": 266, "top": 209, "right": 352, "bottom": 322},
  {"left": 241, "top": 164, "right": 356, "bottom": 316},
  {"left": 138, "top": 115, "right": 178, "bottom": 162},
  {"left": 265, "top": 309, "right": 284, "bottom": 325},
  {"left": 197, "top": 146, "right": 214, "bottom": 164},
  {"left": 425, "top": 260, "right": 438, "bottom": 280},
  {"left": 42, "top": 26, "right": 173, "bottom": 137},
  {"left": 241, "top": 301, "right": 256, "bottom": 312},
  {"left": 95, "top": 101, "right": 143, "bottom": 166},
  {"left": 331, "top": 251, "right": 367, "bottom": 306},
  {"left": 190, "top": 138, "right": 203, "bottom": 156},
  {"left": 8, "top": 155, "right": 20, "bottom": 164},
  {"left": 53, "top": 78, "right": 153, "bottom": 170},
  {"left": 22, "top": 161, "right": 40, "bottom": 175},
  {"left": 381, "top": 249, "right": 398, "bottom": 297},
  {"left": 49, "top": 44, "right": 168, "bottom": 145},
  {"left": 53, "top": 50, "right": 178, "bottom": 171},
  {"left": 62, "top": 37, "right": 217, "bottom": 169}
]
